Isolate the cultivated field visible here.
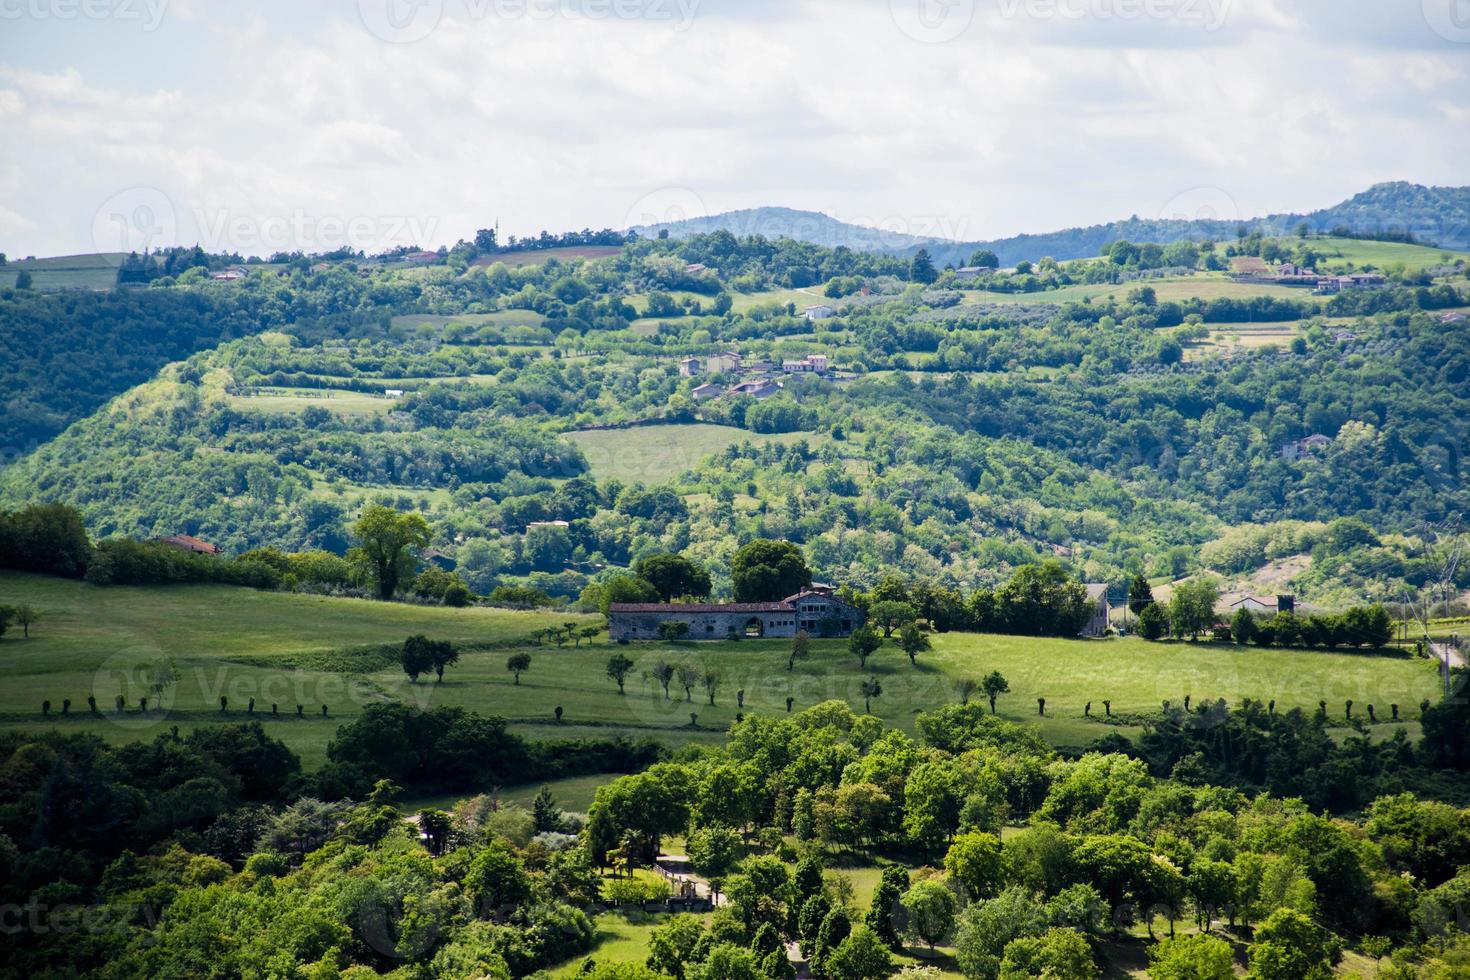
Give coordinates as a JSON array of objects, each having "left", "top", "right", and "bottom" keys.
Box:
[
  {"left": 0, "top": 252, "right": 129, "bottom": 290},
  {"left": 472, "top": 246, "right": 623, "bottom": 268},
  {"left": 565, "top": 423, "right": 830, "bottom": 484},
  {"left": 1307, "top": 236, "right": 1470, "bottom": 273},
  {"left": 0, "top": 573, "right": 1440, "bottom": 768},
  {"left": 969, "top": 274, "right": 1324, "bottom": 306}
]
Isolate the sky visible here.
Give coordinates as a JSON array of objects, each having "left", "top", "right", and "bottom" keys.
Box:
[{"left": 1, "top": 0, "right": 1468, "bottom": 258}]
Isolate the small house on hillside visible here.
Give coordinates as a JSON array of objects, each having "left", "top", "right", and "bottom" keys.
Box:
[
  {"left": 1229, "top": 594, "right": 1296, "bottom": 617},
  {"left": 953, "top": 267, "right": 986, "bottom": 281},
  {"left": 1082, "top": 584, "right": 1110, "bottom": 638},
  {"left": 691, "top": 383, "right": 724, "bottom": 401},
  {"left": 154, "top": 534, "right": 221, "bottom": 556},
  {"left": 678, "top": 357, "right": 701, "bottom": 377},
  {"left": 803, "top": 304, "right": 836, "bottom": 322},
  {"left": 1281, "top": 434, "right": 1332, "bottom": 461},
  {"left": 707, "top": 352, "right": 743, "bottom": 374}
]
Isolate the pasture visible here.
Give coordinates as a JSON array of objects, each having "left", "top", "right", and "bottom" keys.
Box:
[
  {"left": 564, "top": 423, "right": 829, "bottom": 484},
  {"left": 0, "top": 573, "right": 1440, "bottom": 770},
  {"left": 473, "top": 246, "right": 623, "bottom": 268},
  {"left": 226, "top": 386, "right": 398, "bottom": 417},
  {"left": 969, "top": 274, "right": 1323, "bottom": 306},
  {"left": 1307, "top": 236, "right": 1470, "bottom": 274},
  {"left": 0, "top": 252, "right": 128, "bottom": 290}
]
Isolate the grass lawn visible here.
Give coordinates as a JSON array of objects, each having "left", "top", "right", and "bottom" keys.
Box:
[
  {"left": 226, "top": 386, "right": 397, "bottom": 417},
  {"left": 1307, "top": 236, "right": 1470, "bottom": 274},
  {"left": 1, "top": 573, "right": 1440, "bottom": 768},
  {"left": 0, "top": 252, "right": 128, "bottom": 290},
  {"left": 565, "top": 424, "right": 829, "bottom": 484}
]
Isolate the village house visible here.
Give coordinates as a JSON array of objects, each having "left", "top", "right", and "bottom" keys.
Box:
[
  {"left": 1081, "top": 584, "right": 1111, "bottom": 638},
  {"left": 678, "top": 357, "right": 701, "bottom": 377},
  {"left": 684, "top": 263, "right": 708, "bottom": 275},
  {"left": 211, "top": 266, "right": 248, "bottom": 282},
  {"left": 1281, "top": 433, "right": 1333, "bottom": 461},
  {"left": 691, "top": 383, "right": 724, "bottom": 401},
  {"left": 707, "top": 352, "right": 743, "bottom": 374},
  {"left": 153, "top": 534, "right": 221, "bottom": 556},
  {"left": 609, "top": 585, "right": 863, "bottom": 641},
  {"left": 803, "top": 304, "right": 836, "bottom": 322},
  {"left": 401, "top": 251, "right": 441, "bottom": 266},
  {"left": 1228, "top": 595, "right": 1296, "bottom": 617},
  {"left": 781, "top": 354, "right": 831, "bottom": 374},
  {"left": 526, "top": 520, "right": 571, "bottom": 530},
  {"left": 952, "top": 267, "right": 986, "bottom": 281},
  {"left": 1440, "top": 311, "right": 1466, "bottom": 324}
]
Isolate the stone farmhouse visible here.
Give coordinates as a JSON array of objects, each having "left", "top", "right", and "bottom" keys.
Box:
[{"left": 609, "top": 586, "right": 864, "bottom": 641}]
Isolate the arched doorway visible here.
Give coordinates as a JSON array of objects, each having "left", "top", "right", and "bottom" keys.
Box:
[{"left": 743, "top": 617, "right": 765, "bottom": 638}]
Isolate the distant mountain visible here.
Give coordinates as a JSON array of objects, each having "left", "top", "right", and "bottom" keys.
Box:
[
  {"left": 631, "top": 206, "right": 947, "bottom": 252},
  {"left": 637, "top": 183, "right": 1470, "bottom": 266}
]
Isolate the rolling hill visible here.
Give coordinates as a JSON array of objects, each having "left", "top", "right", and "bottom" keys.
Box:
[{"left": 639, "top": 182, "right": 1470, "bottom": 266}]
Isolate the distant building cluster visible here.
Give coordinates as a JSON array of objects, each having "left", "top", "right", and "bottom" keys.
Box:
[
  {"left": 682, "top": 349, "right": 834, "bottom": 402},
  {"left": 1229, "top": 257, "right": 1386, "bottom": 294}
]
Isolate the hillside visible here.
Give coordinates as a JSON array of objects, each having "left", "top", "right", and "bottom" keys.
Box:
[
  {"left": 641, "top": 183, "right": 1470, "bottom": 266},
  {"left": 2, "top": 231, "right": 1467, "bottom": 608}
]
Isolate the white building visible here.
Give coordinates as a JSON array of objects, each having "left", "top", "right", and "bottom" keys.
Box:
[{"left": 803, "top": 304, "right": 836, "bottom": 322}]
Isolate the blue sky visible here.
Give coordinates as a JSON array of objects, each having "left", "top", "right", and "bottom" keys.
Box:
[{"left": 1, "top": 0, "right": 1468, "bottom": 257}]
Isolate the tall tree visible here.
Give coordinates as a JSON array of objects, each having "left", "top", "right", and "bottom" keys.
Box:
[
  {"left": 731, "top": 539, "right": 811, "bottom": 602},
  {"left": 350, "top": 505, "right": 430, "bottom": 600},
  {"left": 634, "top": 553, "right": 712, "bottom": 602},
  {"left": 1127, "top": 574, "right": 1154, "bottom": 616}
]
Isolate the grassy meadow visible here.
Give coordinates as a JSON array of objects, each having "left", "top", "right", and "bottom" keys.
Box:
[
  {"left": 0, "top": 573, "right": 1441, "bottom": 770},
  {"left": 565, "top": 424, "right": 830, "bottom": 484}
]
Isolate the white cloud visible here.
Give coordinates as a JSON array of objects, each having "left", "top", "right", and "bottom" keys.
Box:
[{"left": 0, "top": 0, "right": 1466, "bottom": 256}]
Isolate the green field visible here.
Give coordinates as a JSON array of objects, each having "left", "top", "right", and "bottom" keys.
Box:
[
  {"left": 226, "top": 386, "right": 398, "bottom": 416},
  {"left": 565, "top": 424, "right": 830, "bottom": 484},
  {"left": 0, "top": 252, "right": 128, "bottom": 290},
  {"left": 968, "top": 274, "right": 1324, "bottom": 306},
  {"left": 1307, "top": 236, "right": 1470, "bottom": 274},
  {"left": 0, "top": 573, "right": 1440, "bottom": 769},
  {"left": 391, "top": 310, "right": 548, "bottom": 330}
]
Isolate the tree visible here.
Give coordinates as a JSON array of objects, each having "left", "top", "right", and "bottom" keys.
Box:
[
  {"left": 1128, "top": 574, "right": 1154, "bottom": 616},
  {"left": 1246, "top": 907, "right": 1334, "bottom": 980},
  {"left": 14, "top": 270, "right": 33, "bottom": 290},
  {"left": 825, "top": 925, "right": 894, "bottom": 980},
  {"left": 901, "top": 880, "right": 958, "bottom": 954},
  {"left": 731, "top": 539, "right": 811, "bottom": 602},
  {"left": 651, "top": 661, "right": 676, "bottom": 700},
  {"left": 970, "top": 249, "right": 1000, "bottom": 269},
  {"left": 634, "top": 553, "right": 712, "bottom": 601},
  {"left": 400, "top": 635, "right": 437, "bottom": 683},
  {"left": 865, "top": 865, "right": 908, "bottom": 950},
  {"left": 910, "top": 249, "right": 938, "bottom": 284},
  {"left": 897, "top": 622, "right": 931, "bottom": 665},
  {"left": 350, "top": 505, "right": 431, "bottom": 600},
  {"left": 607, "top": 652, "right": 635, "bottom": 694},
  {"left": 982, "top": 671, "right": 1010, "bottom": 714},
  {"left": 868, "top": 600, "right": 916, "bottom": 638},
  {"left": 532, "top": 785, "right": 564, "bottom": 833},
  {"left": 507, "top": 652, "right": 532, "bottom": 685},
  {"left": 1168, "top": 579, "right": 1221, "bottom": 641},
  {"left": 945, "top": 832, "right": 1003, "bottom": 900},
  {"left": 850, "top": 626, "right": 882, "bottom": 668},
  {"left": 703, "top": 669, "right": 721, "bottom": 706},
  {"left": 658, "top": 620, "right": 692, "bottom": 642},
  {"left": 1138, "top": 602, "right": 1169, "bottom": 641},
  {"left": 1149, "top": 934, "right": 1234, "bottom": 979},
  {"left": 687, "top": 824, "right": 742, "bottom": 880},
  {"left": 1232, "top": 608, "right": 1257, "bottom": 646},
  {"left": 678, "top": 664, "right": 702, "bottom": 702},
  {"left": 790, "top": 629, "right": 812, "bottom": 671},
  {"left": 998, "top": 928, "right": 1097, "bottom": 980},
  {"left": 432, "top": 641, "right": 459, "bottom": 681},
  {"left": 11, "top": 605, "right": 39, "bottom": 638},
  {"left": 593, "top": 574, "right": 660, "bottom": 615}
]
